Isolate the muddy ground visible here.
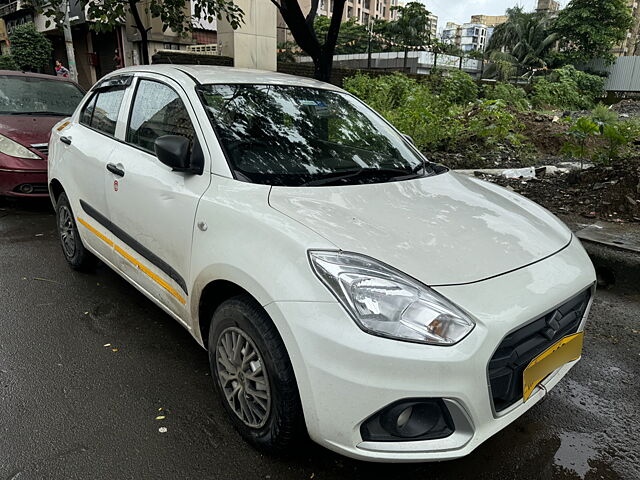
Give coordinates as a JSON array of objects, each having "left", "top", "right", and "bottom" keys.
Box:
[{"left": 428, "top": 101, "right": 640, "bottom": 225}]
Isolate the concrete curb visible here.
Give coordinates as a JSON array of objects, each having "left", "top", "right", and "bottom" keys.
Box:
[{"left": 579, "top": 239, "right": 640, "bottom": 292}]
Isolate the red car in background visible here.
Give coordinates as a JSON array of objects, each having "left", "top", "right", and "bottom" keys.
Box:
[{"left": 0, "top": 71, "right": 84, "bottom": 197}]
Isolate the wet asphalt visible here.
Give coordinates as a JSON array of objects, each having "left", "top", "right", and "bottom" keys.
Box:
[{"left": 0, "top": 198, "right": 638, "bottom": 480}]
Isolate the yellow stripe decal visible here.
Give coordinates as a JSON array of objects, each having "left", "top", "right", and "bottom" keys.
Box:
[
  {"left": 77, "top": 217, "right": 186, "bottom": 305},
  {"left": 77, "top": 217, "right": 113, "bottom": 247}
]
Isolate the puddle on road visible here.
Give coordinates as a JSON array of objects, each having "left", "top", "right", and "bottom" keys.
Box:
[{"left": 554, "top": 431, "right": 599, "bottom": 478}]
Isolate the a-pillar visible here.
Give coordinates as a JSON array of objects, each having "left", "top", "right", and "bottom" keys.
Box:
[{"left": 217, "top": 0, "right": 277, "bottom": 71}]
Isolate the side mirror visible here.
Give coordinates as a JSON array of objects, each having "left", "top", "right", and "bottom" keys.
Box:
[
  {"left": 154, "top": 135, "right": 191, "bottom": 171},
  {"left": 402, "top": 133, "right": 415, "bottom": 145}
]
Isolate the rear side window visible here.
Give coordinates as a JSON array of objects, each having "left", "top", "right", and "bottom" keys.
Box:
[
  {"left": 80, "top": 89, "right": 125, "bottom": 137},
  {"left": 127, "top": 79, "right": 195, "bottom": 153}
]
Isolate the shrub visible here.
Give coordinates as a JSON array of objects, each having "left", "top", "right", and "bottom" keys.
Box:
[
  {"left": 344, "top": 73, "right": 468, "bottom": 151},
  {"left": 344, "top": 72, "right": 526, "bottom": 153},
  {"left": 556, "top": 65, "right": 606, "bottom": 102},
  {"left": 0, "top": 55, "right": 18, "bottom": 70},
  {"left": 9, "top": 23, "right": 53, "bottom": 72},
  {"left": 591, "top": 104, "right": 618, "bottom": 127},
  {"left": 483, "top": 83, "right": 531, "bottom": 111},
  {"left": 343, "top": 73, "right": 419, "bottom": 112},
  {"left": 561, "top": 116, "right": 600, "bottom": 168},
  {"left": 596, "top": 119, "right": 640, "bottom": 164},
  {"left": 465, "top": 99, "right": 526, "bottom": 147},
  {"left": 429, "top": 69, "right": 479, "bottom": 106},
  {"left": 531, "top": 65, "right": 605, "bottom": 111}
]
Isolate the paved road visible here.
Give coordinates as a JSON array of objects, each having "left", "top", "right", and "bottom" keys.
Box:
[{"left": 1, "top": 198, "right": 638, "bottom": 480}]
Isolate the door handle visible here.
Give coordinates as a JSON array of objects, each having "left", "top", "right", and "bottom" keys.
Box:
[
  {"left": 106, "top": 163, "right": 125, "bottom": 177},
  {"left": 60, "top": 136, "right": 72, "bottom": 145}
]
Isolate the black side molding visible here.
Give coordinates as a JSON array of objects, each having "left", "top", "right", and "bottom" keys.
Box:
[{"left": 79, "top": 200, "right": 188, "bottom": 294}]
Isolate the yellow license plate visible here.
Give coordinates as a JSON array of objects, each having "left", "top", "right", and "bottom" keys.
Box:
[{"left": 523, "top": 332, "right": 584, "bottom": 402}]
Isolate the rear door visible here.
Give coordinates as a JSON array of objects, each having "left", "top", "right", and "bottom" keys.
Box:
[
  {"left": 105, "top": 74, "right": 211, "bottom": 320},
  {"left": 58, "top": 78, "right": 130, "bottom": 264}
]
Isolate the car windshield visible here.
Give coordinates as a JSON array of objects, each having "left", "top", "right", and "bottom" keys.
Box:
[
  {"left": 198, "top": 84, "right": 441, "bottom": 186},
  {"left": 0, "top": 75, "right": 84, "bottom": 116}
]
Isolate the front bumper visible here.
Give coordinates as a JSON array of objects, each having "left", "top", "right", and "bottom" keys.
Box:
[
  {"left": 0, "top": 154, "right": 48, "bottom": 197},
  {"left": 265, "top": 237, "right": 596, "bottom": 462}
]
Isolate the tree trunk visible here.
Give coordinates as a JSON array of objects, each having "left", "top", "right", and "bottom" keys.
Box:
[
  {"left": 271, "top": 0, "right": 345, "bottom": 82},
  {"left": 403, "top": 46, "right": 408, "bottom": 71},
  {"left": 313, "top": 50, "right": 333, "bottom": 82},
  {"left": 129, "top": 0, "right": 149, "bottom": 65}
]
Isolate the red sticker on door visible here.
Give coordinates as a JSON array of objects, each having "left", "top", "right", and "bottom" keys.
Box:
[{"left": 114, "top": 180, "right": 119, "bottom": 192}]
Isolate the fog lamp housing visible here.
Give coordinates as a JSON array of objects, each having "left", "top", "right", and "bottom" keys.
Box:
[{"left": 360, "top": 398, "right": 454, "bottom": 442}]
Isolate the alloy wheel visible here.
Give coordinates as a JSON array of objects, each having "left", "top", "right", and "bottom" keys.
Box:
[
  {"left": 58, "top": 205, "right": 76, "bottom": 258},
  {"left": 215, "top": 326, "right": 271, "bottom": 428}
]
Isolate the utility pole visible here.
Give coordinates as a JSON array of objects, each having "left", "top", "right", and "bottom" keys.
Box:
[{"left": 62, "top": 0, "right": 77, "bottom": 82}]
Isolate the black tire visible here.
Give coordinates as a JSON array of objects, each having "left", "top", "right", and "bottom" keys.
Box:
[
  {"left": 55, "top": 192, "right": 97, "bottom": 271},
  {"left": 208, "top": 295, "right": 305, "bottom": 453}
]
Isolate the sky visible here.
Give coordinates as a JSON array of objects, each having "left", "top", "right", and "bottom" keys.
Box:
[{"left": 423, "top": 0, "right": 571, "bottom": 29}]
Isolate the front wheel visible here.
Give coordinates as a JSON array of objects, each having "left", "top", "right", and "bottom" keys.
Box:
[
  {"left": 208, "top": 295, "right": 305, "bottom": 453},
  {"left": 55, "top": 192, "right": 97, "bottom": 271}
]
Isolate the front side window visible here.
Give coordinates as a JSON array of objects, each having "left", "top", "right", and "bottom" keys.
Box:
[
  {"left": 80, "top": 89, "right": 125, "bottom": 137},
  {"left": 199, "top": 84, "right": 440, "bottom": 186},
  {"left": 127, "top": 79, "right": 195, "bottom": 153},
  {"left": 0, "top": 75, "right": 84, "bottom": 116}
]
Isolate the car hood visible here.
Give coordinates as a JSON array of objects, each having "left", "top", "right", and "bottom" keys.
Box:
[
  {"left": 268, "top": 172, "right": 572, "bottom": 286},
  {"left": 0, "top": 115, "right": 61, "bottom": 146}
]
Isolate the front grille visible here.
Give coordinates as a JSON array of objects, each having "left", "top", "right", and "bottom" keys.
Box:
[
  {"left": 30, "top": 143, "right": 48, "bottom": 158},
  {"left": 488, "top": 289, "right": 591, "bottom": 413}
]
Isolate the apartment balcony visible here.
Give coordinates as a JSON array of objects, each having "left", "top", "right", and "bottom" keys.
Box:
[{"left": 0, "top": 0, "right": 27, "bottom": 18}]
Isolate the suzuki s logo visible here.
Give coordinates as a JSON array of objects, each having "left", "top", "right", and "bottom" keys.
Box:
[{"left": 114, "top": 180, "right": 119, "bottom": 192}]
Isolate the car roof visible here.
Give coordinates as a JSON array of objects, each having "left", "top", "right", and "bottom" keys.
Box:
[
  {"left": 0, "top": 70, "right": 76, "bottom": 82},
  {"left": 108, "top": 64, "right": 343, "bottom": 91}
]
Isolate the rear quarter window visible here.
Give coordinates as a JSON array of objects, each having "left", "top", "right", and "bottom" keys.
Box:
[{"left": 80, "top": 89, "right": 125, "bottom": 137}]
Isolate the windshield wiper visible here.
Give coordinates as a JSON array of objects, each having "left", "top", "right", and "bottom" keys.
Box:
[{"left": 301, "top": 167, "right": 421, "bottom": 187}]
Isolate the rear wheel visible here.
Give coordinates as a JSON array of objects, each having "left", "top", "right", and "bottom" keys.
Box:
[
  {"left": 56, "top": 192, "right": 97, "bottom": 271},
  {"left": 208, "top": 295, "right": 304, "bottom": 452}
]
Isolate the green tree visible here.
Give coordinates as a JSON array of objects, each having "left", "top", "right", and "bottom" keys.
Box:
[
  {"left": 9, "top": 23, "right": 53, "bottom": 72},
  {"left": 553, "top": 0, "right": 634, "bottom": 63},
  {"left": 485, "top": 7, "right": 558, "bottom": 78},
  {"left": 385, "top": 2, "right": 432, "bottom": 70},
  {"left": 32, "top": 0, "right": 243, "bottom": 65},
  {"left": 314, "top": 16, "right": 389, "bottom": 55}
]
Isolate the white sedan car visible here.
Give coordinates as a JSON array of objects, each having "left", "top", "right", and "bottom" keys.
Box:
[{"left": 48, "top": 65, "right": 596, "bottom": 462}]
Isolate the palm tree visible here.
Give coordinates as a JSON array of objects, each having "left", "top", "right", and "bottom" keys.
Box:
[
  {"left": 385, "top": 2, "right": 432, "bottom": 71},
  {"left": 484, "top": 7, "right": 558, "bottom": 79}
]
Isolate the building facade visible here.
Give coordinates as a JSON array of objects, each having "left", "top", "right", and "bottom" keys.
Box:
[
  {"left": 469, "top": 14, "right": 507, "bottom": 28},
  {"left": 536, "top": 0, "right": 560, "bottom": 14},
  {"left": 426, "top": 13, "right": 437, "bottom": 38},
  {"left": 277, "top": 0, "right": 400, "bottom": 45},
  {"left": 442, "top": 21, "right": 488, "bottom": 52}
]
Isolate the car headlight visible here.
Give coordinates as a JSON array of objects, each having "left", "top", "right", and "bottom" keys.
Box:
[
  {"left": 309, "top": 251, "right": 475, "bottom": 345},
  {"left": 0, "top": 133, "right": 40, "bottom": 159}
]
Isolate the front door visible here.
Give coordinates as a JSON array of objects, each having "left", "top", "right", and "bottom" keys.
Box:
[{"left": 105, "top": 76, "right": 210, "bottom": 320}]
